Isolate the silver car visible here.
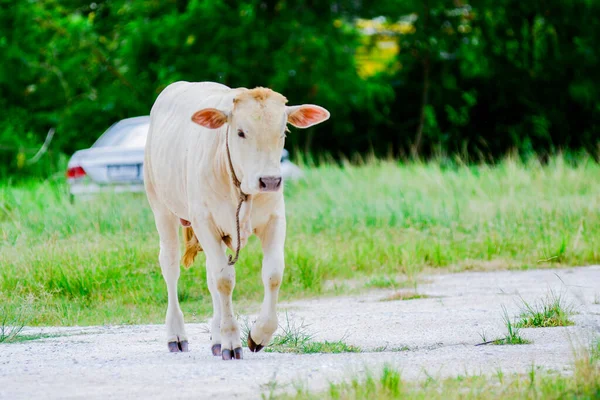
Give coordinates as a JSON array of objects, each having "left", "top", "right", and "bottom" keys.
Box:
[{"left": 67, "top": 116, "right": 303, "bottom": 198}]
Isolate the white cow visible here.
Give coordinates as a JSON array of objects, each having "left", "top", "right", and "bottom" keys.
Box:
[{"left": 144, "top": 81, "right": 330, "bottom": 360}]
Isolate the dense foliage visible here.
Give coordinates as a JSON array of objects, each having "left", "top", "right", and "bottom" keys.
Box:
[{"left": 1, "top": 0, "right": 599, "bottom": 176}]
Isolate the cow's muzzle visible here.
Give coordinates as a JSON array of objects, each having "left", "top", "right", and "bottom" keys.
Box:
[{"left": 258, "top": 176, "right": 282, "bottom": 192}]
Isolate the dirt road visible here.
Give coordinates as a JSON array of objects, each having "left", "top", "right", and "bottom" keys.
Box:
[{"left": 1, "top": 266, "right": 599, "bottom": 399}]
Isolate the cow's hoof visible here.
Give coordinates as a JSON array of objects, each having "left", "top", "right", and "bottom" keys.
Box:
[
  {"left": 233, "top": 347, "right": 243, "bottom": 359},
  {"left": 211, "top": 344, "right": 222, "bottom": 356},
  {"left": 179, "top": 340, "right": 189, "bottom": 352},
  {"left": 168, "top": 339, "right": 189, "bottom": 352},
  {"left": 221, "top": 347, "right": 243, "bottom": 360},
  {"left": 247, "top": 332, "right": 264, "bottom": 353}
]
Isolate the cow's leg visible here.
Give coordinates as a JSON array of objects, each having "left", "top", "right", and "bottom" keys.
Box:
[
  {"left": 193, "top": 219, "right": 243, "bottom": 360},
  {"left": 146, "top": 179, "right": 188, "bottom": 352},
  {"left": 206, "top": 269, "right": 222, "bottom": 356},
  {"left": 155, "top": 211, "right": 188, "bottom": 352},
  {"left": 248, "top": 216, "right": 286, "bottom": 352}
]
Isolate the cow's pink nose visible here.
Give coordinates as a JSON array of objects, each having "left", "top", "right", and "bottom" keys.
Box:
[{"left": 258, "top": 176, "right": 282, "bottom": 192}]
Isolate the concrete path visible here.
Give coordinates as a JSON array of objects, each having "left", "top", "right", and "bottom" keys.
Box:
[{"left": 1, "top": 266, "right": 599, "bottom": 399}]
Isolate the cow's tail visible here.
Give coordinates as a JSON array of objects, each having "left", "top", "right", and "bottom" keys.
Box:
[{"left": 182, "top": 226, "right": 202, "bottom": 268}]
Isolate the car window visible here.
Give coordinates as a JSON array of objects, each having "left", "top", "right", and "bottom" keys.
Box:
[
  {"left": 92, "top": 122, "right": 121, "bottom": 147},
  {"left": 122, "top": 124, "right": 149, "bottom": 148},
  {"left": 92, "top": 119, "right": 149, "bottom": 148}
]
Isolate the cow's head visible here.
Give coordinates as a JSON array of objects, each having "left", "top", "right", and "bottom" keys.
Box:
[{"left": 191, "top": 87, "right": 329, "bottom": 194}]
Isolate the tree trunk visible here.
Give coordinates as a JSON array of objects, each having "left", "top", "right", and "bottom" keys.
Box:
[{"left": 412, "top": 0, "right": 431, "bottom": 158}]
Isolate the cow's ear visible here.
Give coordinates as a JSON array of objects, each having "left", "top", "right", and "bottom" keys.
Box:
[
  {"left": 191, "top": 108, "right": 229, "bottom": 129},
  {"left": 286, "top": 105, "right": 330, "bottom": 129}
]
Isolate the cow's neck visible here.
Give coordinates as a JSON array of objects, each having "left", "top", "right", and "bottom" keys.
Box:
[{"left": 211, "top": 133, "right": 254, "bottom": 251}]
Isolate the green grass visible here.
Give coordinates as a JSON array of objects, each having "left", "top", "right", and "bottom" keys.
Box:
[
  {"left": 365, "top": 275, "right": 424, "bottom": 290},
  {"left": 282, "top": 340, "right": 361, "bottom": 354},
  {"left": 282, "top": 342, "right": 600, "bottom": 400},
  {"left": 365, "top": 276, "right": 403, "bottom": 289},
  {"left": 515, "top": 291, "right": 574, "bottom": 328},
  {"left": 0, "top": 301, "right": 33, "bottom": 343},
  {"left": 0, "top": 300, "right": 56, "bottom": 343},
  {"left": 0, "top": 313, "right": 26, "bottom": 343},
  {"left": 478, "top": 305, "right": 531, "bottom": 345},
  {"left": 2, "top": 156, "right": 600, "bottom": 325},
  {"left": 494, "top": 309, "right": 530, "bottom": 345},
  {"left": 591, "top": 339, "right": 600, "bottom": 364},
  {"left": 258, "top": 313, "right": 361, "bottom": 354}
]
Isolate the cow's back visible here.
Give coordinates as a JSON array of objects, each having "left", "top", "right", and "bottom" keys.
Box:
[{"left": 145, "top": 81, "right": 237, "bottom": 218}]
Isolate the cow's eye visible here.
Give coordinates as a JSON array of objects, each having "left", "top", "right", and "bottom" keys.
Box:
[{"left": 237, "top": 129, "right": 246, "bottom": 138}]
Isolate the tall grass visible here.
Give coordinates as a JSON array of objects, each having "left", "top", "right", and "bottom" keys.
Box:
[{"left": 1, "top": 156, "right": 600, "bottom": 325}]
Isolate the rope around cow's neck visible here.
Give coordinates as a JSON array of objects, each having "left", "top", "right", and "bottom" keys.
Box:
[{"left": 225, "top": 125, "right": 248, "bottom": 266}]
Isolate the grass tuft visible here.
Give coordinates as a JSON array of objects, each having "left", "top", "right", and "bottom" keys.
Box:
[
  {"left": 515, "top": 291, "right": 574, "bottom": 328},
  {"left": 265, "top": 313, "right": 313, "bottom": 353},
  {"left": 238, "top": 314, "right": 252, "bottom": 348},
  {"left": 290, "top": 340, "right": 361, "bottom": 354},
  {"left": 494, "top": 306, "right": 531, "bottom": 345},
  {"left": 0, "top": 301, "right": 35, "bottom": 343},
  {"left": 478, "top": 306, "right": 531, "bottom": 346},
  {"left": 264, "top": 313, "right": 360, "bottom": 354}
]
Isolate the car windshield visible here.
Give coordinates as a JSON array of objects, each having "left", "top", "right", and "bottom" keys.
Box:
[{"left": 92, "top": 119, "right": 149, "bottom": 148}]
